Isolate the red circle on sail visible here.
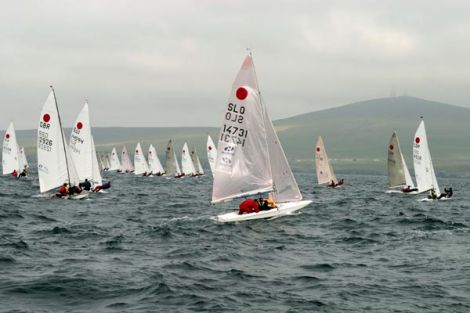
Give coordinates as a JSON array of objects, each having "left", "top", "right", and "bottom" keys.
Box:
[
  {"left": 316, "top": 147, "right": 320, "bottom": 152},
  {"left": 389, "top": 144, "right": 394, "bottom": 150},
  {"left": 415, "top": 137, "right": 420, "bottom": 144},
  {"left": 135, "top": 150, "right": 139, "bottom": 154},
  {"left": 76, "top": 122, "right": 83, "bottom": 129},
  {"left": 5, "top": 133, "right": 10, "bottom": 139},
  {"left": 236, "top": 87, "right": 248, "bottom": 100},
  {"left": 167, "top": 147, "right": 171, "bottom": 151},
  {"left": 208, "top": 146, "right": 212, "bottom": 151},
  {"left": 183, "top": 150, "right": 185, "bottom": 153},
  {"left": 43, "top": 114, "right": 51, "bottom": 123}
]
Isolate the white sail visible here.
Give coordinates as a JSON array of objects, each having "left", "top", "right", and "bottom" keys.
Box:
[
  {"left": 413, "top": 119, "right": 440, "bottom": 194},
  {"left": 37, "top": 89, "right": 80, "bottom": 193},
  {"left": 191, "top": 146, "right": 204, "bottom": 175},
  {"left": 109, "top": 147, "right": 121, "bottom": 171},
  {"left": 91, "top": 136, "right": 102, "bottom": 186},
  {"left": 134, "top": 142, "right": 149, "bottom": 175},
  {"left": 207, "top": 135, "right": 217, "bottom": 177},
  {"left": 181, "top": 142, "right": 196, "bottom": 176},
  {"left": 315, "top": 136, "right": 337, "bottom": 185},
  {"left": 104, "top": 153, "right": 111, "bottom": 169},
  {"left": 264, "top": 106, "right": 302, "bottom": 202},
  {"left": 387, "top": 132, "right": 415, "bottom": 188},
  {"left": 174, "top": 150, "right": 182, "bottom": 176},
  {"left": 165, "top": 140, "right": 177, "bottom": 176},
  {"left": 19, "top": 146, "right": 29, "bottom": 171},
  {"left": 120, "top": 146, "right": 134, "bottom": 172},
  {"left": 212, "top": 56, "right": 274, "bottom": 203},
  {"left": 69, "top": 103, "right": 93, "bottom": 182},
  {"left": 148, "top": 144, "right": 165, "bottom": 174},
  {"left": 2, "top": 122, "right": 21, "bottom": 175}
]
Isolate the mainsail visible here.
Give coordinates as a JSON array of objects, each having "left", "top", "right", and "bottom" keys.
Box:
[
  {"left": 120, "top": 146, "right": 134, "bottom": 172},
  {"left": 191, "top": 146, "right": 204, "bottom": 175},
  {"left": 37, "top": 88, "right": 80, "bottom": 193},
  {"left": 2, "top": 122, "right": 21, "bottom": 175},
  {"left": 109, "top": 147, "right": 121, "bottom": 171},
  {"left": 388, "top": 132, "right": 415, "bottom": 188},
  {"left": 181, "top": 142, "right": 196, "bottom": 176},
  {"left": 212, "top": 55, "right": 302, "bottom": 203},
  {"left": 134, "top": 142, "right": 149, "bottom": 175},
  {"left": 148, "top": 144, "right": 165, "bottom": 174},
  {"left": 69, "top": 102, "right": 93, "bottom": 182},
  {"left": 206, "top": 135, "right": 217, "bottom": 177},
  {"left": 165, "top": 140, "right": 177, "bottom": 176},
  {"left": 315, "top": 136, "right": 337, "bottom": 185},
  {"left": 413, "top": 119, "right": 440, "bottom": 194}
]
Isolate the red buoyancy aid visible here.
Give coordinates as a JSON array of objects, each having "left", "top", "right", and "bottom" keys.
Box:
[{"left": 238, "top": 199, "right": 260, "bottom": 215}]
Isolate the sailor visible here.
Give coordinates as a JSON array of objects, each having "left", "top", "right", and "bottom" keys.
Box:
[
  {"left": 427, "top": 189, "right": 437, "bottom": 200},
  {"left": 438, "top": 187, "right": 453, "bottom": 199},
  {"left": 19, "top": 166, "right": 28, "bottom": 177},
  {"left": 11, "top": 169, "right": 18, "bottom": 178},
  {"left": 57, "top": 183, "right": 69, "bottom": 197},
  {"left": 402, "top": 185, "right": 418, "bottom": 193},
  {"left": 93, "top": 180, "right": 111, "bottom": 192},
  {"left": 238, "top": 198, "right": 259, "bottom": 215},
  {"left": 69, "top": 184, "right": 82, "bottom": 195},
  {"left": 328, "top": 180, "right": 336, "bottom": 188},
  {"left": 79, "top": 179, "right": 92, "bottom": 191},
  {"left": 258, "top": 197, "right": 277, "bottom": 211}
]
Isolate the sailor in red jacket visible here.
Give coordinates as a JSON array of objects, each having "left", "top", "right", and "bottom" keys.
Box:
[{"left": 238, "top": 198, "right": 259, "bottom": 215}]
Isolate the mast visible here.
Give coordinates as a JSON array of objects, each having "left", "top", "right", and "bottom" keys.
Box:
[{"left": 50, "top": 85, "right": 71, "bottom": 186}]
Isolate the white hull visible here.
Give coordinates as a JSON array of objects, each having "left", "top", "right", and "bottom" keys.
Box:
[
  {"left": 385, "top": 189, "right": 421, "bottom": 195},
  {"left": 418, "top": 197, "right": 452, "bottom": 202},
  {"left": 213, "top": 200, "right": 312, "bottom": 223}
]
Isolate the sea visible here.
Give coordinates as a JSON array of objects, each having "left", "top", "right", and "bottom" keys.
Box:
[{"left": 1, "top": 165, "right": 470, "bottom": 313}]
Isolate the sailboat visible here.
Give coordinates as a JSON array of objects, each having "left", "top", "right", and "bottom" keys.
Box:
[
  {"left": 191, "top": 146, "right": 204, "bottom": 176},
  {"left": 164, "top": 140, "right": 183, "bottom": 178},
  {"left": 120, "top": 146, "right": 134, "bottom": 173},
  {"left": 37, "top": 87, "right": 87, "bottom": 199},
  {"left": 212, "top": 55, "right": 312, "bottom": 223},
  {"left": 109, "top": 147, "right": 121, "bottom": 171},
  {"left": 181, "top": 142, "right": 196, "bottom": 176},
  {"left": 387, "top": 131, "right": 416, "bottom": 193},
  {"left": 2, "top": 122, "right": 24, "bottom": 176},
  {"left": 19, "top": 146, "right": 29, "bottom": 173},
  {"left": 314, "top": 136, "right": 343, "bottom": 188},
  {"left": 412, "top": 118, "right": 451, "bottom": 201},
  {"left": 148, "top": 144, "right": 165, "bottom": 175},
  {"left": 207, "top": 135, "right": 217, "bottom": 177},
  {"left": 134, "top": 142, "right": 150, "bottom": 176}
]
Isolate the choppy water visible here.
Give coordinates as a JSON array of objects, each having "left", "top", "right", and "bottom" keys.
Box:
[{"left": 1, "top": 165, "right": 470, "bottom": 313}]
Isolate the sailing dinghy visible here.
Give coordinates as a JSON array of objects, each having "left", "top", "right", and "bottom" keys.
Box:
[
  {"left": 191, "top": 146, "right": 204, "bottom": 176},
  {"left": 2, "top": 122, "right": 25, "bottom": 177},
  {"left": 148, "top": 144, "right": 165, "bottom": 176},
  {"left": 207, "top": 135, "right": 217, "bottom": 177},
  {"left": 134, "top": 142, "right": 150, "bottom": 176},
  {"left": 120, "top": 146, "right": 134, "bottom": 173},
  {"left": 164, "top": 140, "right": 183, "bottom": 178},
  {"left": 315, "top": 136, "right": 343, "bottom": 188},
  {"left": 412, "top": 118, "right": 452, "bottom": 201},
  {"left": 109, "top": 147, "right": 121, "bottom": 171},
  {"left": 181, "top": 142, "right": 196, "bottom": 176},
  {"left": 37, "top": 87, "right": 87, "bottom": 199},
  {"left": 387, "top": 131, "right": 416, "bottom": 194},
  {"left": 212, "top": 55, "right": 312, "bottom": 223}
]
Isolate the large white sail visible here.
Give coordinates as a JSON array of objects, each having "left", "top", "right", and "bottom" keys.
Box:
[
  {"left": 109, "top": 147, "right": 121, "bottom": 171},
  {"left": 91, "top": 136, "right": 102, "bottom": 186},
  {"left": 174, "top": 150, "right": 182, "bottom": 176},
  {"left": 207, "top": 135, "right": 217, "bottom": 177},
  {"left": 191, "top": 146, "right": 204, "bottom": 175},
  {"left": 2, "top": 122, "right": 21, "bottom": 175},
  {"left": 37, "top": 89, "right": 80, "bottom": 193},
  {"left": 69, "top": 103, "right": 93, "bottom": 182},
  {"left": 120, "top": 146, "right": 134, "bottom": 172},
  {"left": 413, "top": 119, "right": 440, "bottom": 194},
  {"left": 181, "top": 142, "right": 196, "bottom": 176},
  {"left": 212, "top": 56, "right": 274, "bottom": 203},
  {"left": 134, "top": 142, "right": 149, "bottom": 175},
  {"left": 315, "top": 136, "right": 337, "bottom": 185}
]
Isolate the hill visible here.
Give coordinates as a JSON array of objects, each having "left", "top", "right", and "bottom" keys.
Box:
[{"left": 9, "top": 96, "right": 470, "bottom": 176}]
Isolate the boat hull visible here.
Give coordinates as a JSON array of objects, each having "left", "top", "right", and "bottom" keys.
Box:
[{"left": 213, "top": 200, "right": 312, "bottom": 223}]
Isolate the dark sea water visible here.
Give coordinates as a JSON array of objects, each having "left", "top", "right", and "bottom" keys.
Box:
[{"left": 1, "top": 165, "right": 470, "bottom": 313}]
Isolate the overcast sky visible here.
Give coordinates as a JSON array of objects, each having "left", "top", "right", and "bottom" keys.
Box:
[{"left": 2, "top": 0, "right": 470, "bottom": 129}]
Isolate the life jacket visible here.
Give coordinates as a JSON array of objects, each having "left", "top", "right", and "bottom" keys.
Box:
[
  {"left": 266, "top": 198, "right": 276, "bottom": 208},
  {"left": 58, "top": 186, "right": 67, "bottom": 194},
  {"left": 239, "top": 199, "right": 259, "bottom": 215}
]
